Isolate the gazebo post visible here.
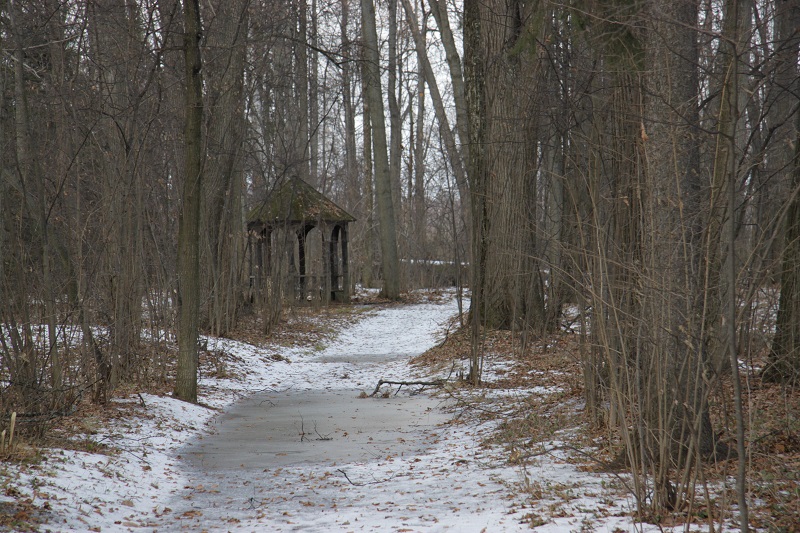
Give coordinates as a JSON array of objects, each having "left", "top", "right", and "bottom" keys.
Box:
[
  {"left": 341, "top": 224, "right": 350, "bottom": 302},
  {"left": 297, "top": 227, "right": 308, "bottom": 299},
  {"left": 322, "top": 222, "right": 332, "bottom": 304}
]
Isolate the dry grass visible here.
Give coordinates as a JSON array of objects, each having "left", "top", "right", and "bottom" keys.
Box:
[{"left": 414, "top": 324, "right": 800, "bottom": 530}]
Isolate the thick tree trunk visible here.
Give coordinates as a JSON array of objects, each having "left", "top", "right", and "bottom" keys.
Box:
[
  {"left": 643, "top": 0, "right": 728, "bottom": 512},
  {"left": 467, "top": 0, "right": 544, "bottom": 331},
  {"left": 361, "top": 0, "right": 401, "bottom": 299},
  {"left": 766, "top": 0, "right": 800, "bottom": 382},
  {"left": 175, "top": 0, "right": 204, "bottom": 403},
  {"left": 361, "top": 78, "right": 375, "bottom": 289},
  {"left": 86, "top": 0, "right": 146, "bottom": 387},
  {"left": 769, "top": 111, "right": 800, "bottom": 381}
]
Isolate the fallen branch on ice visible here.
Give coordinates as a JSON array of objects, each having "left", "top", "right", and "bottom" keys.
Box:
[{"left": 369, "top": 378, "right": 444, "bottom": 397}]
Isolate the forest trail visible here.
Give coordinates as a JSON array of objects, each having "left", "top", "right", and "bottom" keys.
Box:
[{"left": 156, "top": 299, "right": 529, "bottom": 531}]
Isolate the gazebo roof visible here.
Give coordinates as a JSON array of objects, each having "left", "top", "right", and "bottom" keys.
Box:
[{"left": 247, "top": 177, "right": 355, "bottom": 229}]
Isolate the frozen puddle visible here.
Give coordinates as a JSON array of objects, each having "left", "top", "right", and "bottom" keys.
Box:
[
  {"left": 183, "top": 389, "right": 450, "bottom": 470},
  {"left": 158, "top": 301, "right": 468, "bottom": 530}
]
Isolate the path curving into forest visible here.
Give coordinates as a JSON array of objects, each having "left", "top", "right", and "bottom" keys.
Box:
[{"left": 156, "top": 299, "right": 527, "bottom": 531}]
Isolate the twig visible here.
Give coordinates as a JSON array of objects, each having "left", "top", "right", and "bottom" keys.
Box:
[
  {"left": 313, "top": 422, "right": 332, "bottom": 441},
  {"left": 434, "top": 319, "right": 457, "bottom": 349},
  {"left": 299, "top": 415, "right": 308, "bottom": 442},
  {"left": 336, "top": 468, "right": 395, "bottom": 486},
  {"left": 529, "top": 443, "right": 636, "bottom": 497}
]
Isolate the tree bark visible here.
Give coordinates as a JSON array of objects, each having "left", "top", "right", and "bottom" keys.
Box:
[
  {"left": 341, "top": 0, "right": 359, "bottom": 213},
  {"left": 175, "top": 0, "right": 204, "bottom": 403},
  {"left": 9, "top": 0, "right": 56, "bottom": 402},
  {"left": 428, "top": 0, "right": 469, "bottom": 166},
  {"left": 463, "top": 0, "right": 486, "bottom": 383},
  {"left": 387, "top": 0, "right": 403, "bottom": 230},
  {"left": 202, "top": 0, "right": 248, "bottom": 337},
  {"left": 361, "top": 0, "right": 401, "bottom": 299},
  {"left": 295, "top": 0, "right": 311, "bottom": 185},
  {"left": 400, "top": 0, "right": 469, "bottom": 234},
  {"left": 361, "top": 59, "right": 376, "bottom": 289},
  {"left": 766, "top": 0, "right": 800, "bottom": 382}
]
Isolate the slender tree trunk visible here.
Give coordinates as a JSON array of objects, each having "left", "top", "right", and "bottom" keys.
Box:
[
  {"left": 15, "top": 0, "right": 62, "bottom": 392},
  {"left": 341, "top": 0, "right": 359, "bottom": 213},
  {"left": 362, "top": 104, "right": 375, "bottom": 289},
  {"left": 428, "top": 0, "right": 471, "bottom": 249},
  {"left": 400, "top": 0, "right": 469, "bottom": 233},
  {"left": 202, "top": 0, "right": 247, "bottom": 337},
  {"left": 295, "top": 0, "right": 311, "bottom": 185},
  {"left": 9, "top": 0, "right": 56, "bottom": 399},
  {"left": 412, "top": 1, "right": 427, "bottom": 254},
  {"left": 387, "top": 0, "right": 403, "bottom": 229},
  {"left": 361, "top": 0, "right": 401, "bottom": 298},
  {"left": 464, "top": 0, "right": 486, "bottom": 383},
  {"left": 309, "top": 0, "right": 319, "bottom": 185},
  {"left": 175, "top": 0, "right": 204, "bottom": 403},
  {"left": 718, "top": 2, "right": 749, "bottom": 526}
]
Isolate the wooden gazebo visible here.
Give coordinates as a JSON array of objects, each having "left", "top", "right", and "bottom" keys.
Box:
[{"left": 247, "top": 177, "right": 355, "bottom": 304}]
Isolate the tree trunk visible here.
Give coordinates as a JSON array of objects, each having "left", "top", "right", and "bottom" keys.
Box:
[
  {"left": 175, "top": 0, "right": 204, "bottom": 403},
  {"left": 341, "top": 0, "right": 359, "bottom": 214},
  {"left": 387, "top": 0, "right": 403, "bottom": 231},
  {"left": 412, "top": 2, "right": 427, "bottom": 254},
  {"left": 463, "top": 0, "right": 486, "bottom": 383},
  {"left": 86, "top": 0, "right": 145, "bottom": 387},
  {"left": 643, "top": 0, "right": 729, "bottom": 512},
  {"left": 309, "top": 0, "right": 319, "bottom": 186},
  {"left": 467, "top": 0, "right": 545, "bottom": 331},
  {"left": 428, "top": 0, "right": 469, "bottom": 163},
  {"left": 9, "top": 0, "right": 56, "bottom": 403},
  {"left": 769, "top": 111, "right": 800, "bottom": 381},
  {"left": 361, "top": 0, "right": 401, "bottom": 299},
  {"left": 766, "top": 0, "right": 800, "bottom": 382},
  {"left": 400, "top": 0, "right": 469, "bottom": 236},
  {"left": 295, "top": 0, "right": 311, "bottom": 185},
  {"left": 202, "top": 0, "right": 248, "bottom": 337},
  {"left": 361, "top": 74, "right": 375, "bottom": 289},
  {"left": 428, "top": 0, "right": 471, "bottom": 248}
]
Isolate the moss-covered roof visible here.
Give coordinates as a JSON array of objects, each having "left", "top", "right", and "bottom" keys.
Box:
[{"left": 247, "top": 177, "right": 355, "bottom": 227}]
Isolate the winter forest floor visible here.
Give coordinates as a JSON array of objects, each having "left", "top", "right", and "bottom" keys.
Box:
[{"left": 1, "top": 289, "right": 798, "bottom": 531}]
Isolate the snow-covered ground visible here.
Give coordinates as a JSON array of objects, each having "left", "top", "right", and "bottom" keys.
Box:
[{"left": 2, "top": 294, "right": 662, "bottom": 532}]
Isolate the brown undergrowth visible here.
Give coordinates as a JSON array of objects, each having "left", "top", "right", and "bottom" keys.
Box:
[{"left": 413, "top": 323, "right": 800, "bottom": 530}]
